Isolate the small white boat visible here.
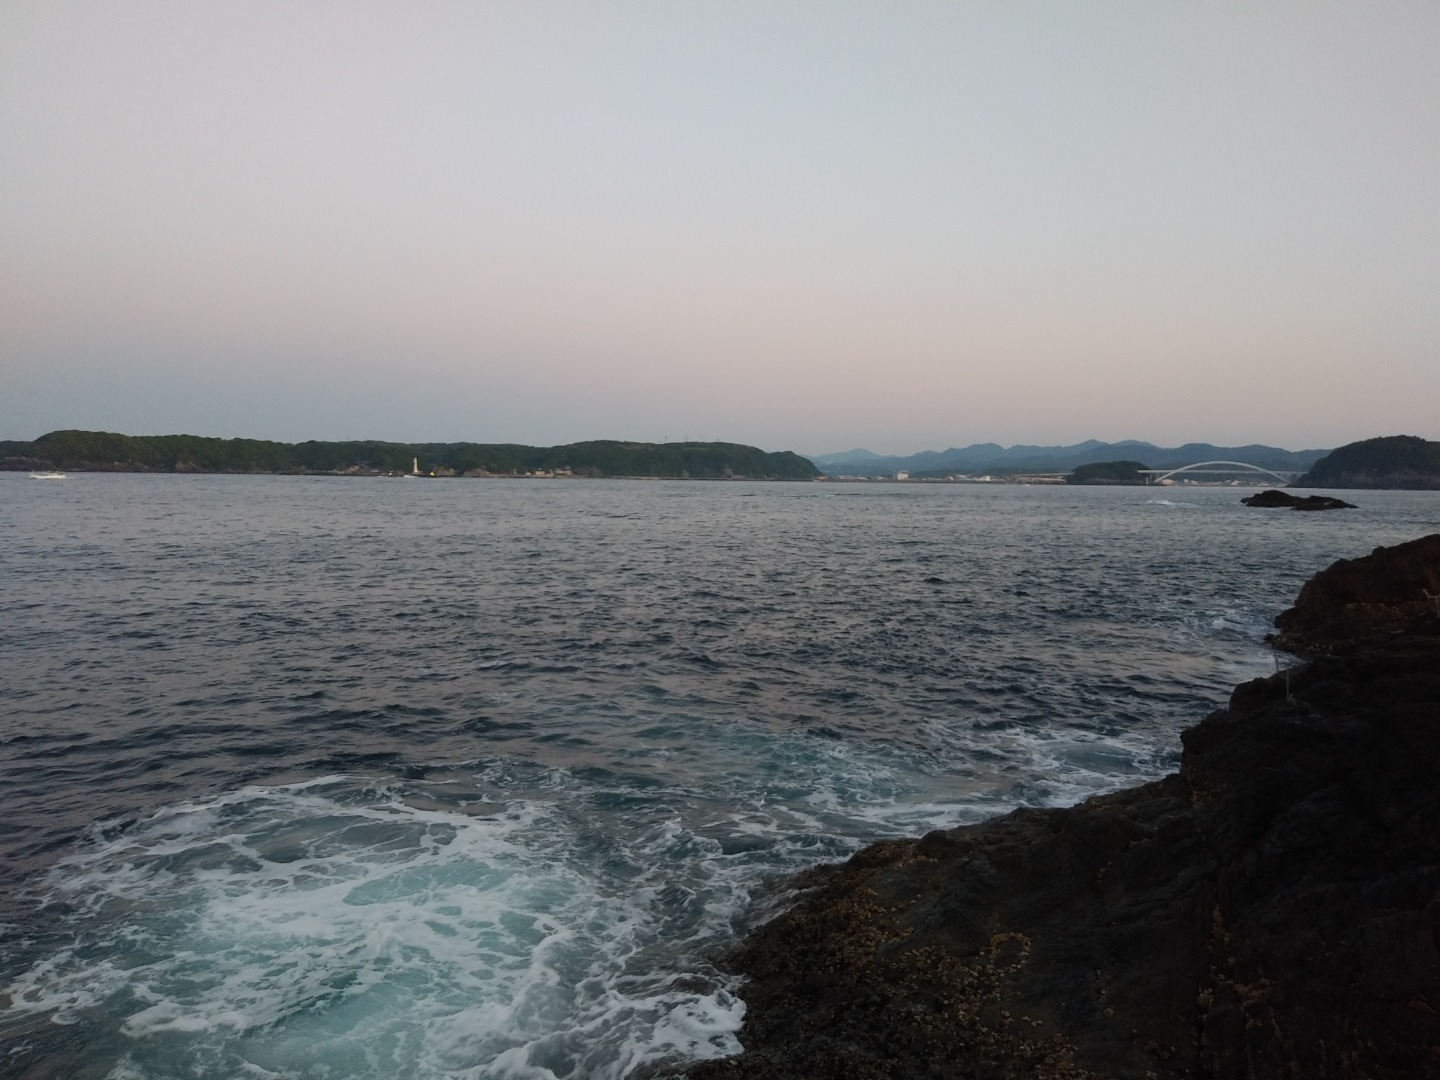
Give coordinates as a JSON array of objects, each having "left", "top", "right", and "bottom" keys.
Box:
[{"left": 29, "top": 471, "right": 66, "bottom": 480}]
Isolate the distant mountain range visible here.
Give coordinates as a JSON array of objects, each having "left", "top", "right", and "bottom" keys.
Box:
[{"left": 807, "top": 440, "right": 1330, "bottom": 477}]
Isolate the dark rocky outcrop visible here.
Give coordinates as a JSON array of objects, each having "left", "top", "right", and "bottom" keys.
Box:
[
  {"left": 688, "top": 538, "right": 1440, "bottom": 1080},
  {"left": 1240, "top": 489, "right": 1355, "bottom": 510},
  {"left": 1270, "top": 534, "right": 1440, "bottom": 656}
]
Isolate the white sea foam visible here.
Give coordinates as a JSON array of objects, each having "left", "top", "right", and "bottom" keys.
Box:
[
  {"left": 4, "top": 723, "right": 1215, "bottom": 1076},
  {"left": 8, "top": 721, "right": 1067, "bottom": 1079},
  {"left": 4, "top": 779, "right": 750, "bottom": 1079}
]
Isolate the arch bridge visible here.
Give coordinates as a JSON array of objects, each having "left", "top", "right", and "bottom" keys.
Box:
[{"left": 1138, "top": 461, "right": 1300, "bottom": 486}]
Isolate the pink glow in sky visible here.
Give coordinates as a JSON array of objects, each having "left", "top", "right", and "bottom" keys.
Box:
[{"left": 3, "top": 2, "right": 1437, "bottom": 453}]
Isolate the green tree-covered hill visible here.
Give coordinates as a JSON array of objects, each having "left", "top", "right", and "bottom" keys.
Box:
[
  {"left": 1065, "top": 460, "right": 1150, "bottom": 485},
  {"left": 1, "top": 431, "right": 820, "bottom": 480},
  {"left": 1295, "top": 435, "right": 1440, "bottom": 490}
]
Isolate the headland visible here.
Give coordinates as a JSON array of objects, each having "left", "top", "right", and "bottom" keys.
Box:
[{"left": 1294, "top": 435, "right": 1440, "bottom": 490}]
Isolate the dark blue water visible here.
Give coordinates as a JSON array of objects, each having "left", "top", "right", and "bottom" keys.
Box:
[{"left": 2, "top": 475, "right": 1435, "bottom": 1078}]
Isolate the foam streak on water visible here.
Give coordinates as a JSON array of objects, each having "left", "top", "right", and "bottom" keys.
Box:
[
  {"left": 1, "top": 477, "right": 1435, "bottom": 1078},
  {"left": 6, "top": 779, "right": 753, "bottom": 1079}
]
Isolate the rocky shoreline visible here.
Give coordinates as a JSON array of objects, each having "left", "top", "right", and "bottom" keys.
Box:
[{"left": 685, "top": 536, "right": 1440, "bottom": 1080}]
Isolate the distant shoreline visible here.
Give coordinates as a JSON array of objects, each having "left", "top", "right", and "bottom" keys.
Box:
[
  {"left": 6, "top": 467, "right": 1292, "bottom": 488},
  {"left": 7, "top": 467, "right": 819, "bottom": 482},
  {"left": 2, "top": 430, "right": 821, "bottom": 482}
]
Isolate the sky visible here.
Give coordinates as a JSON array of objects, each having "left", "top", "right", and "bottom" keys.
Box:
[{"left": 2, "top": 2, "right": 1437, "bottom": 455}]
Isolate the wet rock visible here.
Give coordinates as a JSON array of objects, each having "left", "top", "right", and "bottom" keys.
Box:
[
  {"left": 1241, "top": 489, "right": 1356, "bottom": 510},
  {"left": 689, "top": 537, "right": 1440, "bottom": 1080}
]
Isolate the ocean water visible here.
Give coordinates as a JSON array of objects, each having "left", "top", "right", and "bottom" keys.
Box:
[{"left": 2, "top": 475, "right": 1435, "bottom": 1079}]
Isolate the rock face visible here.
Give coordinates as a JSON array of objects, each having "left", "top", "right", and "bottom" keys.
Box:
[
  {"left": 1240, "top": 489, "right": 1356, "bottom": 510},
  {"left": 1271, "top": 534, "right": 1440, "bottom": 655},
  {"left": 687, "top": 538, "right": 1440, "bottom": 1080}
]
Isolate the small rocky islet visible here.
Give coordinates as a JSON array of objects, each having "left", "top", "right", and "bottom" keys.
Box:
[
  {"left": 1240, "top": 489, "right": 1356, "bottom": 510},
  {"left": 684, "top": 535, "right": 1440, "bottom": 1080}
]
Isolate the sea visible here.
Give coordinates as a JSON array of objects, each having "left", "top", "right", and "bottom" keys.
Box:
[{"left": 2, "top": 474, "right": 1435, "bottom": 1080}]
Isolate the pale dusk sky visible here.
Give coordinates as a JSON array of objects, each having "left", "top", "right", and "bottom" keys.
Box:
[{"left": 3, "top": 2, "right": 1437, "bottom": 454}]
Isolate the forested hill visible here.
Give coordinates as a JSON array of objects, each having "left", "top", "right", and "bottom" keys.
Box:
[
  {"left": 1, "top": 431, "right": 820, "bottom": 480},
  {"left": 1295, "top": 434, "right": 1440, "bottom": 490}
]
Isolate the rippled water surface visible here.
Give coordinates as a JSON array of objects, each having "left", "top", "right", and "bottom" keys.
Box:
[{"left": 2, "top": 475, "right": 1435, "bottom": 1078}]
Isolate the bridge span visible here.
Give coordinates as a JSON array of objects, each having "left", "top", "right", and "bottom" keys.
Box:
[{"left": 1138, "top": 461, "right": 1300, "bottom": 486}]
